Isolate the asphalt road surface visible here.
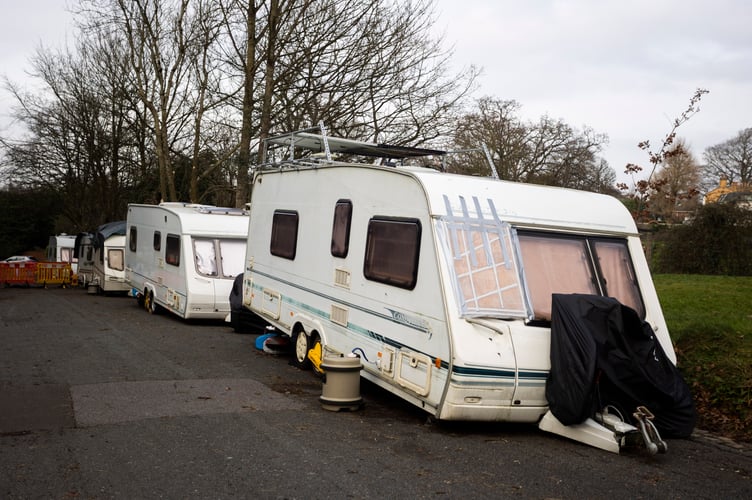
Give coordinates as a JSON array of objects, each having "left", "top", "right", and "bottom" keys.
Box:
[{"left": 1, "top": 287, "right": 750, "bottom": 499}]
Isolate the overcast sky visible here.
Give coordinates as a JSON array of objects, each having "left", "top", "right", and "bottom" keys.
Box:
[
  {"left": 433, "top": 0, "right": 752, "bottom": 183},
  {"left": 2, "top": 1, "right": 750, "bottom": 185}
]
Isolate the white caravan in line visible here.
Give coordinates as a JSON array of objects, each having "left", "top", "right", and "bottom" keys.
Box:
[
  {"left": 126, "top": 202, "right": 249, "bottom": 319},
  {"left": 74, "top": 232, "right": 96, "bottom": 286},
  {"left": 240, "top": 129, "right": 683, "bottom": 453},
  {"left": 90, "top": 221, "right": 130, "bottom": 294},
  {"left": 46, "top": 234, "right": 78, "bottom": 274}
]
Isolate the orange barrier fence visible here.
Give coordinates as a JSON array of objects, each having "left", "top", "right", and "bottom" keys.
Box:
[
  {"left": 0, "top": 262, "right": 74, "bottom": 287},
  {"left": 0, "top": 262, "right": 38, "bottom": 286},
  {"left": 35, "top": 262, "right": 73, "bottom": 287}
]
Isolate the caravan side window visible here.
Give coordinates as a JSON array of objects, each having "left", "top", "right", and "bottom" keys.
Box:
[
  {"left": 270, "top": 210, "right": 299, "bottom": 260},
  {"left": 364, "top": 217, "right": 421, "bottom": 290},
  {"left": 165, "top": 234, "right": 180, "bottom": 266},
  {"left": 153, "top": 231, "right": 161, "bottom": 251},
  {"left": 331, "top": 199, "right": 353, "bottom": 258},
  {"left": 129, "top": 227, "right": 137, "bottom": 252}
]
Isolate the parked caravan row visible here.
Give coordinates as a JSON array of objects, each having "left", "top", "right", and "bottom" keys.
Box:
[
  {"left": 237, "top": 128, "right": 694, "bottom": 453},
  {"left": 125, "top": 202, "right": 249, "bottom": 320}
]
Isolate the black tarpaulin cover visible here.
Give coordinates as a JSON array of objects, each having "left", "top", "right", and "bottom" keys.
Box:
[
  {"left": 545, "top": 294, "right": 696, "bottom": 438},
  {"left": 93, "top": 221, "right": 126, "bottom": 249}
]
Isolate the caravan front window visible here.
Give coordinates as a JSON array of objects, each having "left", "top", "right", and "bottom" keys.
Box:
[
  {"left": 438, "top": 218, "right": 528, "bottom": 319},
  {"left": 219, "top": 239, "right": 245, "bottom": 278},
  {"left": 194, "top": 239, "right": 218, "bottom": 276},
  {"left": 517, "top": 231, "right": 644, "bottom": 320},
  {"left": 192, "top": 238, "right": 245, "bottom": 278},
  {"left": 108, "top": 249, "right": 124, "bottom": 271}
]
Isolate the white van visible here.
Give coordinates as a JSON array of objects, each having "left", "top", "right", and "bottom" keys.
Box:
[
  {"left": 126, "top": 203, "right": 249, "bottom": 319},
  {"left": 240, "top": 130, "right": 682, "bottom": 452}
]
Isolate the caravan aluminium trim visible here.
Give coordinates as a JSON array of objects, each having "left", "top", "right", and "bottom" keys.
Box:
[
  {"left": 126, "top": 203, "right": 249, "bottom": 319},
  {"left": 241, "top": 129, "right": 676, "bottom": 452}
]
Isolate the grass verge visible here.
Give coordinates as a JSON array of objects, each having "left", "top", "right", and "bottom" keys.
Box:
[{"left": 654, "top": 274, "right": 752, "bottom": 442}]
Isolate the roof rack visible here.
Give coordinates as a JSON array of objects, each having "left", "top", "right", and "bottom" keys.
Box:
[
  {"left": 258, "top": 122, "right": 499, "bottom": 179},
  {"left": 260, "top": 122, "right": 445, "bottom": 167}
]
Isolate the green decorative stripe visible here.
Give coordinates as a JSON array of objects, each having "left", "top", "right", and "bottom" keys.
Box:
[{"left": 250, "top": 272, "right": 549, "bottom": 384}]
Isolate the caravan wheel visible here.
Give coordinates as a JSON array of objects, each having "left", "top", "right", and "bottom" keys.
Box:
[
  {"left": 145, "top": 291, "right": 158, "bottom": 314},
  {"left": 293, "top": 330, "right": 312, "bottom": 370}
]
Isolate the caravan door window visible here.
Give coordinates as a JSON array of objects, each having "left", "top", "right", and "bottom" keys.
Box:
[
  {"left": 165, "top": 234, "right": 180, "bottom": 266},
  {"left": 364, "top": 217, "right": 421, "bottom": 290},
  {"left": 331, "top": 199, "right": 353, "bottom": 258},
  {"left": 153, "top": 231, "right": 161, "bottom": 251},
  {"left": 517, "top": 231, "right": 644, "bottom": 320},
  {"left": 129, "top": 227, "right": 137, "bottom": 252}
]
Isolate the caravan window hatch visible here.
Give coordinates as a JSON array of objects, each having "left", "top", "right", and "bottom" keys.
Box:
[{"left": 438, "top": 195, "right": 529, "bottom": 319}]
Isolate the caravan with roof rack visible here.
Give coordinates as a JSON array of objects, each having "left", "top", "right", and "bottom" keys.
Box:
[
  {"left": 126, "top": 203, "right": 249, "bottom": 319},
  {"left": 239, "top": 127, "right": 695, "bottom": 453}
]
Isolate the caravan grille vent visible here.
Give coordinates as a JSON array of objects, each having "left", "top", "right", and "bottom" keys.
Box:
[
  {"left": 334, "top": 268, "right": 351, "bottom": 289},
  {"left": 330, "top": 304, "right": 349, "bottom": 327}
]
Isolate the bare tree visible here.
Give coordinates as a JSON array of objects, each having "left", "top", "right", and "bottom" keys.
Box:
[
  {"left": 105, "top": 0, "right": 198, "bottom": 202},
  {"left": 1, "top": 33, "right": 143, "bottom": 230},
  {"left": 650, "top": 138, "right": 702, "bottom": 222},
  {"left": 618, "top": 88, "right": 709, "bottom": 221},
  {"left": 217, "top": 0, "right": 477, "bottom": 206},
  {"left": 5, "top": 0, "right": 478, "bottom": 214},
  {"left": 450, "top": 96, "right": 612, "bottom": 192},
  {"left": 703, "top": 127, "right": 752, "bottom": 187}
]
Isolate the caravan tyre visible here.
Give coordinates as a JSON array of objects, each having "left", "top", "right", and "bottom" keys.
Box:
[
  {"left": 293, "top": 331, "right": 312, "bottom": 370},
  {"left": 145, "top": 291, "right": 158, "bottom": 314}
]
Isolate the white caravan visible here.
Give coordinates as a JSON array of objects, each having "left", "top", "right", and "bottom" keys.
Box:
[
  {"left": 46, "top": 234, "right": 78, "bottom": 274},
  {"left": 241, "top": 130, "right": 680, "bottom": 453},
  {"left": 91, "top": 221, "right": 130, "bottom": 294},
  {"left": 126, "top": 203, "right": 249, "bottom": 319},
  {"left": 74, "top": 232, "right": 96, "bottom": 286}
]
